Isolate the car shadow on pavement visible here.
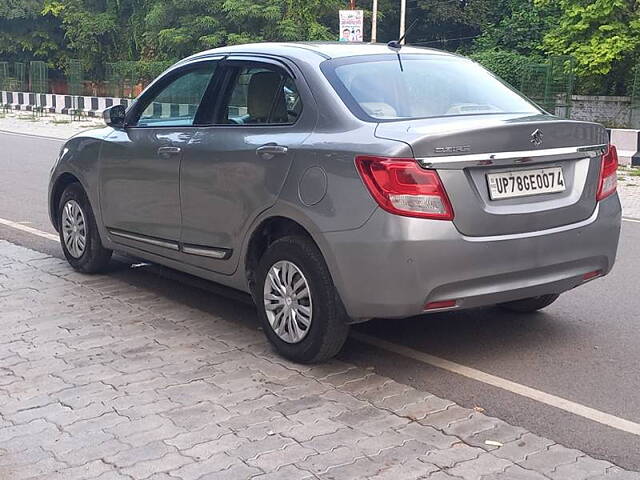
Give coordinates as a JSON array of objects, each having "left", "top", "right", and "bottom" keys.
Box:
[
  {"left": 99, "top": 258, "right": 572, "bottom": 368},
  {"left": 352, "top": 306, "right": 575, "bottom": 364}
]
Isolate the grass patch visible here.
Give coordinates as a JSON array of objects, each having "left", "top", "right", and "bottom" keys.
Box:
[
  {"left": 627, "top": 169, "right": 640, "bottom": 177},
  {"left": 51, "top": 118, "right": 71, "bottom": 124},
  {"left": 16, "top": 116, "right": 39, "bottom": 122}
]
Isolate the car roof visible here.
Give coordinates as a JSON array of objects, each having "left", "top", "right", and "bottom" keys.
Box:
[{"left": 187, "top": 42, "right": 455, "bottom": 62}]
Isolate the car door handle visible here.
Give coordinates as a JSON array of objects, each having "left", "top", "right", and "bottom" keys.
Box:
[
  {"left": 157, "top": 146, "right": 181, "bottom": 157},
  {"left": 256, "top": 144, "right": 288, "bottom": 159}
]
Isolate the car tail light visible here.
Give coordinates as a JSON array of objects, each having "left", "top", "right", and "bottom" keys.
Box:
[
  {"left": 596, "top": 145, "right": 618, "bottom": 201},
  {"left": 355, "top": 156, "right": 454, "bottom": 220}
]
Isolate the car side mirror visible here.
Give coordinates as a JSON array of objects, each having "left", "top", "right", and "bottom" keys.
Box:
[{"left": 103, "top": 105, "right": 126, "bottom": 128}]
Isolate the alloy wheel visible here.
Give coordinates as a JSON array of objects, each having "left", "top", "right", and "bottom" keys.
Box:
[
  {"left": 263, "top": 260, "right": 313, "bottom": 343},
  {"left": 61, "top": 200, "right": 87, "bottom": 258}
]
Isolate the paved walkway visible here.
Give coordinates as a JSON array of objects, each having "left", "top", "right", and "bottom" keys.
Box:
[
  {"left": 618, "top": 168, "right": 640, "bottom": 219},
  {"left": 0, "top": 240, "right": 638, "bottom": 480}
]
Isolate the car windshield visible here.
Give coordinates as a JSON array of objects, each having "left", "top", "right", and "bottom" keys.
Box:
[{"left": 322, "top": 55, "right": 540, "bottom": 121}]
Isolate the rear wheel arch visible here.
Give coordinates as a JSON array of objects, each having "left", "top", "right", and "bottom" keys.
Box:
[
  {"left": 51, "top": 173, "right": 83, "bottom": 231},
  {"left": 245, "top": 216, "right": 316, "bottom": 299}
]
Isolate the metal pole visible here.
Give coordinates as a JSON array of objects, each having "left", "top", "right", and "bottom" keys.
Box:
[
  {"left": 372, "top": 0, "right": 378, "bottom": 43},
  {"left": 399, "top": 0, "right": 406, "bottom": 44}
]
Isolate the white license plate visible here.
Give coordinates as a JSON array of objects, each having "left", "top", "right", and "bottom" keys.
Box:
[{"left": 487, "top": 167, "right": 566, "bottom": 200}]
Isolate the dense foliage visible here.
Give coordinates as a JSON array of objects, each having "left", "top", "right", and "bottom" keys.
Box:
[{"left": 0, "top": 0, "right": 636, "bottom": 95}]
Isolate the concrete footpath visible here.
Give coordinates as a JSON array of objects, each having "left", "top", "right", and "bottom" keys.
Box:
[{"left": 0, "top": 240, "right": 638, "bottom": 480}]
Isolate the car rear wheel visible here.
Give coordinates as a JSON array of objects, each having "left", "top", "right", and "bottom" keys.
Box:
[
  {"left": 58, "top": 183, "right": 112, "bottom": 273},
  {"left": 255, "top": 235, "right": 350, "bottom": 363},
  {"left": 499, "top": 294, "right": 560, "bottom": 313}
]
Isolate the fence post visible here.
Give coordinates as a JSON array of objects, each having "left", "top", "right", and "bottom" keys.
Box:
[
  {"left": 29, "top": 61, "right": 48, "bottom": 117},
  {"left": 630, "top": 69, "right": 640, "bottom": 129},
  {"left": 67, "top": 59, "right": 83, "bottom": 120}
]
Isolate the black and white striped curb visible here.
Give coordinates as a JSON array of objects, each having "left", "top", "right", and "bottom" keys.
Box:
[{"left": 1, "top": 90, "right": 131, "bottom": 117}]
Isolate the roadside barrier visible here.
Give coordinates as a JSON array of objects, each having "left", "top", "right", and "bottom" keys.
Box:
[
  {"left": 608, "top": 129, "right": 640, "bottom": 167},
  {"left": 0, "top": 90, "right": 130, "bottom": 117}
]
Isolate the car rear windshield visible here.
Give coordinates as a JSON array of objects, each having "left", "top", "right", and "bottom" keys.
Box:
[{"left": 321, "top": 54, "right": 540, "bottom": 121}]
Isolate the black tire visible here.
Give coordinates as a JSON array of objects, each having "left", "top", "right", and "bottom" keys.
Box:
[
  {"left": 58, "top": 183, "right": 112, "bottom": 273},
  {"left": 499, "top": 294, "right": 560, "bottom": 313},
  {"left": 255, "top": 235, "right": 350, "bottom": 363}
]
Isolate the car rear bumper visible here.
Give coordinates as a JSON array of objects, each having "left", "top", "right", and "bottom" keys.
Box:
[{"left": 322, "top": 194, "right": 622, "bottom": 320}]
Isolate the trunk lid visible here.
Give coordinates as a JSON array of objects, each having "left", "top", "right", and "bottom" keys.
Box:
[{"left": 375, "top": 114, "right": 609, "bottom": 237}]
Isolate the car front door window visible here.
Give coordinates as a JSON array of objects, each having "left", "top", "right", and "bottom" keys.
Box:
[{"left": 136, "top": 64, "right": 217, "bottom": 127}]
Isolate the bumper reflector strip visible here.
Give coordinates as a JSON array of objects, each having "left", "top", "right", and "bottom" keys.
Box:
[{"left": 424, "top": 300, "right": 457, "bottom": 310}]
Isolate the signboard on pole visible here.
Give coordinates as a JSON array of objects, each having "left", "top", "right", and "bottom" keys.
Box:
[{"left": 339, "top": 10, "right": 364, "bottom": 42}]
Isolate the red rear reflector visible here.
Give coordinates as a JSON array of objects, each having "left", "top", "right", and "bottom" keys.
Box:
[
  {"left": 596, "top": 145, "right": 618, "bottom": 201},
  {"left": 355, "top": 156, "right": 454, "bottom": 220},
  {"left": 425, "top": 300, "right": 457, "bottom": 310},
  {"left": 583, "top": 270, "right": 602, "bottom": 282}
]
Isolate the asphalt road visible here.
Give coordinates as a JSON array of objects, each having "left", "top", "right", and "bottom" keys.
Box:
[{"left": 2, "top": 131, "right": 640, "bottom": 470}]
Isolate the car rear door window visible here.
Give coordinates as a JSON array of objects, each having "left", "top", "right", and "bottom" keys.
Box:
[
  {"left": 221, "top": 66, "right": 302, "bottom": 125},
  {"left": 136, "top": 63, "right": 217, "bottom": 127}
]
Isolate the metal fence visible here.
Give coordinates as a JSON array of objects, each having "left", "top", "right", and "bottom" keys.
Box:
[
  {"left": 630, "top": 68, "right": 640, "bottom": 129},
  {"left": 0, "top": 59, "right": 172, "bottom": 98},
  {"left": 520, "top": 56, "right": 575, "bottom": 118}
]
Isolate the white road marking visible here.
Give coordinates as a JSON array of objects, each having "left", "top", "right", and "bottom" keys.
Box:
[
  {"left": 0, "top": 217, "right": 59, "bottom": 242},
  {"left": 623, "top": 217, "right": 640, "bottom": 224},
  {"left": 351, "top": 331, "right": 640, "bottom": 436},
  {"left": 2, "top": 214, "right": 640, "bottom": 435},
  {"left": 0, "top": 129, "right": 66, "bottom": 142}
]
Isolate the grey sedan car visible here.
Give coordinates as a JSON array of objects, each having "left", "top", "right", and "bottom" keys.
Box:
[{"left": 49, "top": 43, "right": 621, "bottom": 362}]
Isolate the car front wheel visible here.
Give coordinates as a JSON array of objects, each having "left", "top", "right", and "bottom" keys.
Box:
[
  {"left": 256, "top": 235, "right": 350, "bottom": 363},
  {"left": 499, "top": 294, "right": 560, "bottom": 313},
  {"left": 58, "top": 183, "right": 112, "bottom": 273}
]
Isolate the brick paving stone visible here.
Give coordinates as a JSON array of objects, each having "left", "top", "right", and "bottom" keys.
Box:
[
  {"left": 199, "top": 462, "right": 263, "bottom": 480},
  {"left": 368, "top": 458, "right": 439, "bottom": 480},
  {"left": 419, "top": 405, "right": 472, "bottom": 430},
  {"left": 168, "top": 452, "right": 236, "bottom": 479},
  {"left": 447, "top": 453, "right": 514, "bottom": 480},
  {"left": 181, "top": 433, "right": 250, "bottom": 461},
  {"left": 492, "top": 433, "right": 555, "bottom": 463},
  {"left": 106, "top": 440, "right": 176, "bottom": 468},
  {"left": 164, "top": 424, "right": 231, "bottom": 450},
  {"left": 302, "top": 428, "right": 371, "bottom": 454},
  {"left": 246, "top": 442, "right": 316, "bottom": 471},
  {"left": 481, "top": 464, "right": 550, "bottom": 480},
  {"left": 420, "top": 443, "right": 484, "bottom": 469},
  {"left": 519, "top": 444, "right": 584, "bottom": 475},
  {"left": 296, "top": 445, "right": 365, "bottom": 475},
  {"left": 250, "top": 464, "right": 316, "bottom": 479},
  {"left": 121, "top": 452, "right": 193, "bottom": 479},
  {"left": 548, "top": 455, "right": 613, "bottom": 480},
  {"left": 590, "top": 467, "right": 640, "bottom": 480},
  {"left": 283, "top": 418, "right": 344, "bottom": 443},
  {"left": 0, "top": 240, "right": 638, "bottom": 480}
]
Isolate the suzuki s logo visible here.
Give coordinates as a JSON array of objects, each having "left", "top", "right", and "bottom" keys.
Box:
[{"left": 530, "top": 129, "right": 544, "bottom": 147}]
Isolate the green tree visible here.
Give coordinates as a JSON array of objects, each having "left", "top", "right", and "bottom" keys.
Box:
[
  {"left": 536, "top": 0, "right": 640, "bottom": 94},
  {"left": 0, "top": 0, "right": 65, "bottom": 66},
  {"left": 470, "top": 48, "right": 538, "bottom": 87},
  {"left": 474, "top": 0, "right": 558, "bottom": 56}
]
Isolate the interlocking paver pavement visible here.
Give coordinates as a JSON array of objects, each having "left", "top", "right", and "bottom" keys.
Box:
[{"left": 0, "top": 240, "right": 638, "bottom": 479}]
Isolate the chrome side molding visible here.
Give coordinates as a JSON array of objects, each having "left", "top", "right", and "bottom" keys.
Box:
[
  {"left": 182, "top": 244, "right": 230, "bottom": 260},
  {"left": 418, "top": 144, "right": 608, "bottom": 170},
  {"left": 108, "top": 228, "right": 231, "bottom": 259},
  {"left": 108, "top": 228, "right": 180, "bottom": 251}
]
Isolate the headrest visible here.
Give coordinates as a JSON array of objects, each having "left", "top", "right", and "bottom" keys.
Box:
[{"left": 248, "top": 71, "right": 287, "bottom": 122}]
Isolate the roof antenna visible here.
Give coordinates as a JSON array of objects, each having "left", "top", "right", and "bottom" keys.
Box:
[{"left": 387, "top": 19, "right": 419, "bottom": 72}]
